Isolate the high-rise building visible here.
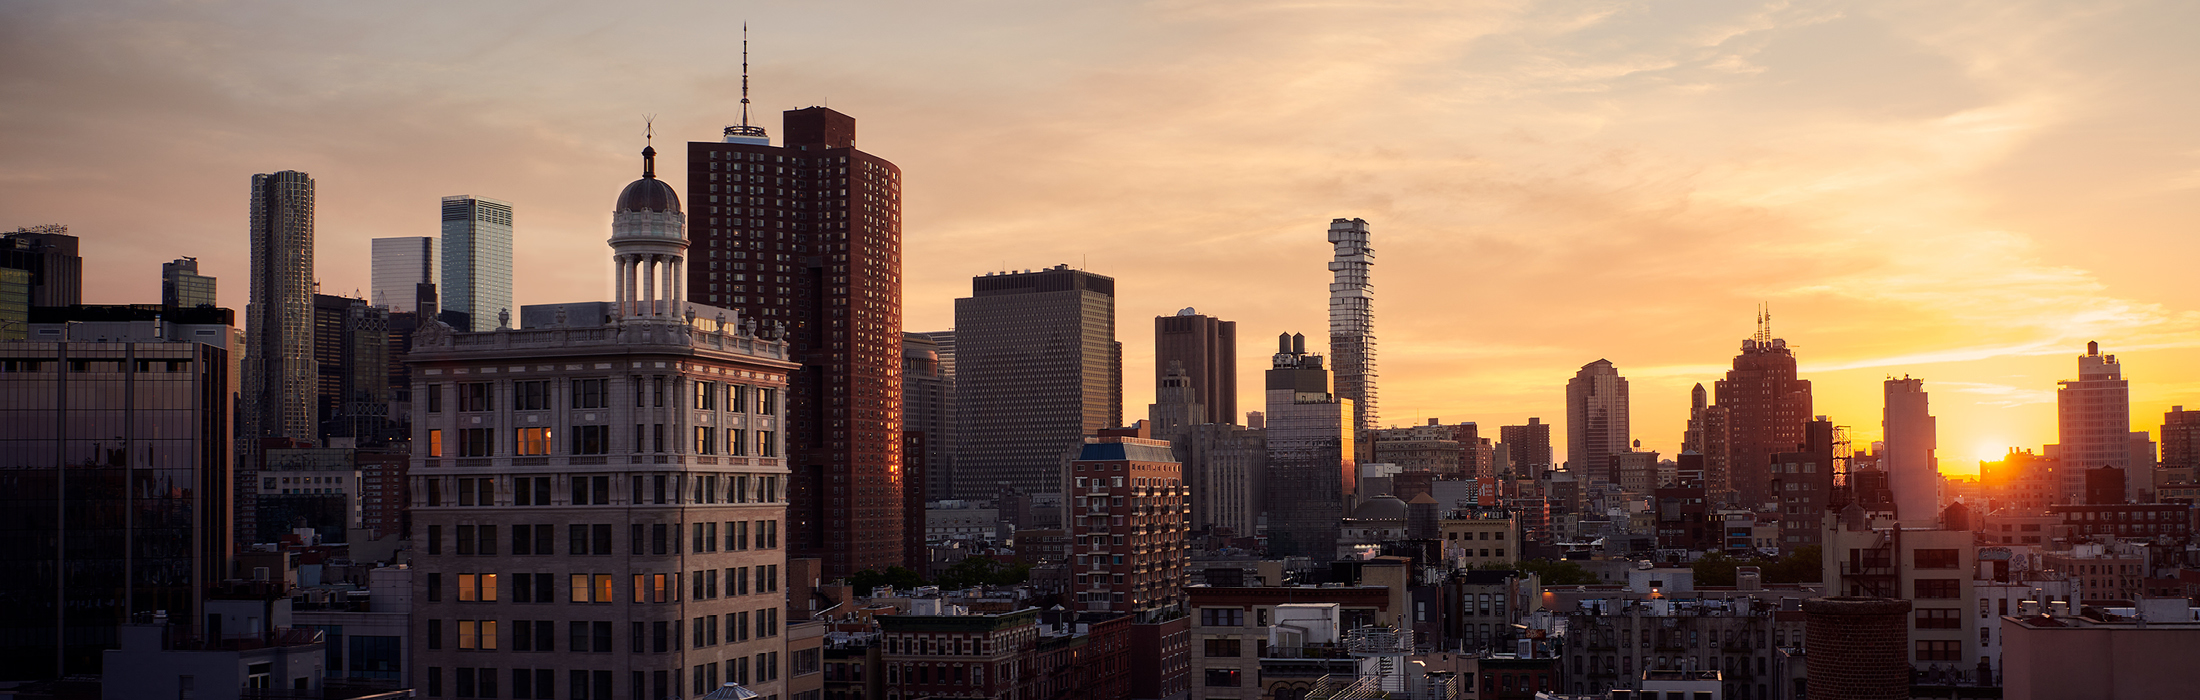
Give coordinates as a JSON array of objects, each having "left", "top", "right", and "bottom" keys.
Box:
[
  {"left": 954, "top": 265, "right": 1120, "bottom": 500},
  {"left": 408, "top": 143, "right": 795, "bottom": 700},
  {"left": 1263, "top": 332, "right": 1353, "bottom": 560},
  {"left": 2049, "top": 342, "right": 2138, "bottom": 503},
  {"left": 162, "top": 257, "right": 217, "bottom": 308},
  {"left": 1715, "top": 318, "right": 1812, "bottom": 508},
  {"left": 1154, "top": 309, "right": 1236, "bottom": 426},
  {"left": 2, "top": 224, "right": 82, "bottom": 306},
  {"left": 243, "top": 170, "right": 317, "bottom": 452},
  {"left": 312, "top": 293, "right": 392, "bottom": 446},
  {"left": 1683, "top": 384, "right": 1735, "bottom": 500},
  {"left": 1067, "top": 433, "right": 1189, "bottom": 613},
  {"left": 370, "top": 236, "right": 436, "bottom": 313},
  {"left": 903, "top": 332, "right": 956, "bottom": 501},
  {"left": 1565, "top": 359, "right": 1629, "bottom": 481},
  {"left": 1771, "top": 418, "right": 1836, "bottom": 552},
  {"left": 685, "top": 106, "right": 909, "bottom": 577},
  {"left": 1326, "top": 219, "right": 1377, "bottom": 459},
  {"left": 1500, "top": 417, "right": 1552, "bottom": 479},
  {"left": 0, "top": 310, "right": 233, "bottom": 679},
  {"left": 2162, "top": 406, "right": 2200, "bottom": 475},
  {"left": 1883, "top": 378, "right": 1940, "bottom": 525},
  {"left": 438, "top": 195, "right": 514, "bottom": 332}
]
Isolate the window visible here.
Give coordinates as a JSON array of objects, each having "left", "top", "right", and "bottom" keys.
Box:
[
  {"left": 515, "top": 428, "right": 552, "bottom": 456},
  {"left": 512, "top": 573, "right": 555, "bottom": 603},
  {"left": 694, "top": 427, "right": 715, "bottom": 455},
  {"left": 1918, "top": 609, "right": 1960, "bottom": 629},
  {"left": 1200, "top": 608, "right": 1245, "bottom": 627},
  {"left": 458, "top": 620, "right": 497, "bottom": 650},
  {"left": 695, "top": 382, "right": 716, "bottom": 410},
  {"left": 570, "top": 574, "right": 614, "bottom": 603},
  {"left": 569, "top": 621, "right": 614, "bottom": 652},
  {"left": 428, "top": 525, "right": 443, "bottom": 555},
  {"left": 728, "top": 429, "right": 747, "bottom": 456},
  {"left": 758, "top": 431, "right": 777, "bottom": 457},
  {"left": 460, "top": 383, "right": 493, "bottom": 411},
  {"left": 1916, "top": 640, "right": 1960, "bottom": 661},
  {"left": 757, "top": 388, "right": 776, "bottom": 415},
  {"left": 458, "top": 574, "right": 498, "bottom": 602},
  {"left": 572, "top": 476, "right": 612, "bottom": 505},
  {"left": 428, "top": 429, "right": 445, "bottom": 457},
  {"left": 457, "top": 477, "right": 494, "bottom": 506},
  {"left": 1203, "top": 638, "right": 1241, "bottom": 657},
  {"left": 1915, "top": 579, "right": 1961, "bottom": 599},
  {"left": 460, "top": 428, "right": 494, "bottom": 457},
  {"left": 1914, "top": 549, "right": 1960, "bottom": 569},
  {"left": 428, "top": 384, "right": 445, "bottom": 413},
  {"left": 514, "top": 381, "right": 551, "bottom": 410},
  {"left": 513, "top": 477, "right": 551, "bottom": 506},
  {"left": 1204, "top": 669, "right": 1242, "bottom": 687},
  {"left": 729, "top": 385, "right": 749, "bottom": 413},
  {"left": 511, "top": 622, "right": 554, "bottom": 652},
  {"left": 571, "top": 524, "right": 614, "bottom": 555},
  {"left": 510, "top": 524, "right": 553, "bottom": 555},
  {"left": 572, "top": 378, "right": 608, "bottom": 409}
]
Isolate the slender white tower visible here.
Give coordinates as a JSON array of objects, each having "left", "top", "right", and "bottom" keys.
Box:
[
  {"left": 1884, "top": 377, "right": 1940, "bottom": 525},
  {"left": 1328, "top": 218, "right": 1377, "bottom": 457}
]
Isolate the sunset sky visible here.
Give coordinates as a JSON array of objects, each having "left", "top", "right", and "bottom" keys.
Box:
[{"left": 6, "top": 1, "right": 2199, "bottom": 475}]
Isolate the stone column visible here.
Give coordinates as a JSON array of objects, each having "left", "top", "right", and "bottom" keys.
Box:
[{"left": 642, "top": 255, "right": 657, "bottom": 318}]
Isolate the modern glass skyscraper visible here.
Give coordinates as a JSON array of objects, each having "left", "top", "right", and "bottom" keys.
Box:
[
  {"left": 438, "top": 195, "right": 512, "bottom": 331},
  {"left": 954, "top": 265, "right": 1121, "bottom": 501},
  {"left": 161, "top": 257, "right": 217, "bottom": 308},
  {"left": 369, "top": 236, "right": 435, "bottom": 313},
  {"left": 1327, "top": 218, "right": 1377, "bottom": 458},
  {"left": 244, "top": 170, "right": 316, "bottom": 445}
]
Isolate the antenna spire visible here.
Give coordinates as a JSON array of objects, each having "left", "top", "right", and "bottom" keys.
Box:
[
  {"left": 741, "top": 23, "right": 752, "bottom": 128},
  {"left": 641, "top": 115, "right": 657, "bottom": 178},
  {"left": 723, "top": 24, "right": 770, "bottom": 141},
  {"left": 1754, "top": 303, "right": 1772, "bottom": 343}
]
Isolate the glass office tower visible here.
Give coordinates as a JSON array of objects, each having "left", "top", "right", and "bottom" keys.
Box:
[
  {"left": 438, "top": 196, "right": 512, "bottom": 331},
  {"left": 369, "top": 236, "right": 435, "bottom": 313}
]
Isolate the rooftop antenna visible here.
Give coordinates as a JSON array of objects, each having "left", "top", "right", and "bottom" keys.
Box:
[
  {"left": 1754, "top": 303, "right": 1772, "bottom": 343},
  {"left": 724, "top": 25, "right": 769, "bottom": 141},
  {"left": 642, "top": 115, "right": 657, "bottom": 178}
]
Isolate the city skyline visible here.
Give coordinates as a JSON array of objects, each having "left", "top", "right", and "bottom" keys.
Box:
[{"left": 7, "top": 2, "right": 2200, "bottom": 472}]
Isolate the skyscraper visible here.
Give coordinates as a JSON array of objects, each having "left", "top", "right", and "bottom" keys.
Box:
[
  {"left": 1715, "top": 317, "right": 1812, "bottom": 508},
  {"left": 1565, "top": 359, "right": 1630, "bottom": 481},
  {"left": 1154, "top": 309, "right": 1237, "bottom": 426},
  {"left": 1683, "top": 383, "right": 1734, "bottom": 498},
  {"left": 1067, "top": 432, "right": 1189, "bottom": 614},
  {"left": 1499, "top": 417, "right": 1552, "bottom": 478},
  {"left": 370, "top": 236, "right": 436, "bottom": 313},
  {"left": 408, "top": 142, "right": 795, "bottom": 700},
  {"left": 2162, "top": 406, "right": 2200, "bottom": 474},
  {"left": 954, "top": 265, "right": 1121, "bottom": 500},
  {"left": 243, "top": 170, "right": 317, "bottom": 446},
  {"left": 1, "top": 224, "right": 81, "bottom": 306},
  {"left": 161, "top": 257, "right": 217, "bottom": 308},
  {"left": 1263, "top": 332, "right": 1353, "bottom": 560},
  {"left": 685, "top": 105, "right": 908, "bottom": 577},
  {"left": 438, "top": 195, "right": 513, "bottom": 331},
  {"left": 312, "top": 293, "right": 391, "bottom": 445},
  {"left": 1883, "top": 378, "right": 1939, "bottom": 525},
  {"left": 0, "top": 268, "right": 28, "bottom": 341},
  {"left": 1327, "top": 218, "right": 1377, "bottom": 458},
  {"left": 2051, "top": 341, "right": 2139, "bottom": 503},
  {"left": 904, "top": 332, "right": 956, "bottom": 501}
]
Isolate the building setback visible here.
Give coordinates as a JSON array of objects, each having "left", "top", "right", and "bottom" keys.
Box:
[
  {"left": 1715, "top": 322, "right": 1812, "bottom": 510},
  {"left": 2050, "top": 342, "right": 2140, "bottom": 503},
  {"left": 953, "top": 266, "right": 1121, "bottom": 500},
  {"left": 1262, "top": 332, "right": 1352, "bottom": 561},
  {"left": 1154, "top": 309, "right": 1237, "bottom": 426},
  {"left": 686, "top": 107, "right": 908, "bottom": 577},
  {"left": 408, "top": 145, "right": 797, "bottom": 700},
  {"left": 1499, "top": 418, "right": 1552, "bottom": 479}
]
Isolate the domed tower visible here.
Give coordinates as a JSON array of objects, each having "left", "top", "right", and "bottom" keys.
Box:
[{"left": 611, "top": 137, "right": 688, "bottom": 320}]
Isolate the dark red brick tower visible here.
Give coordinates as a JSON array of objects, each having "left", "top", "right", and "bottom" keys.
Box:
[
  {"left": 1804, "top": 597, "right": 1913, "bottom": 700},
  {"left": 687, "top": 105, "right": 906, "bottom": 578},
  {"left": 1715, "top": 313, "right": 1812, "bottom": 508}
]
